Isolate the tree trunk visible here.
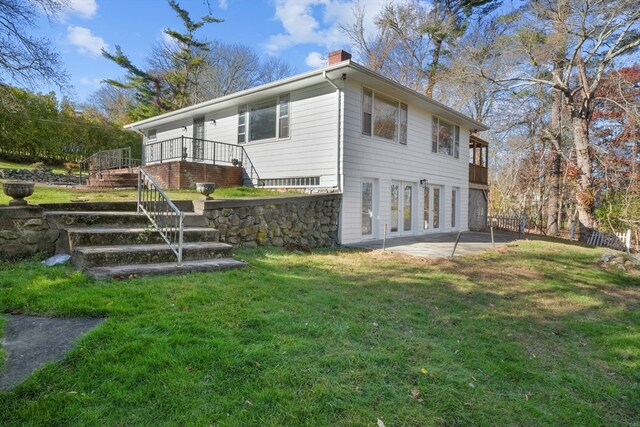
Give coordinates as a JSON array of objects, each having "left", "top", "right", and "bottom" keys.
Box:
[
  {"left": 425, "top": 38, "right": 442, "bottom": 98},
  {"left": 572, "top": 115, "right": 598, "bottom": 234},
  {"left": 546, "top": 89, "right": 562, "bottom": 236}
]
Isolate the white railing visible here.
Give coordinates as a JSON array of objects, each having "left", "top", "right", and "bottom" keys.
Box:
[
  {"left": 137, "top": 168, "right": 184, "bottom": 266},
  {"left": 587, "top": 229, "right": 632, "bottom": 253}
]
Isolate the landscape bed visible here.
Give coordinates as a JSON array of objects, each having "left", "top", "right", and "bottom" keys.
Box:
[{"left": 0, "top": 240, "right": 638, "bottom": 426}]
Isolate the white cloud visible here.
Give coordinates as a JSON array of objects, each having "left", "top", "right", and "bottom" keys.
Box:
[
  {"left": 66, "top": 0, "right": 98, "bottom": 19},
  {"left": 218, "top": 0, "right": 228, "bottom": 10},
  {"left": 265, "top": 0, "right": 390, "bottom": 56},
  {"left": 160, "top": 29, "right": 178, "bottom": 48},
  {"left": 67, "top": 26, "right": 108, "bottom": 56},
  {"left": 305, "top": 51, "right": 327, "bottom": 68},
  {"left": 79, "top": 77, "right": 102, "bottom": 86}
]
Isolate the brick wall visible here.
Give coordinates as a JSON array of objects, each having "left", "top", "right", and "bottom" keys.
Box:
[{"left": 144, "top": 161, "right": 243, "bottom": 189}]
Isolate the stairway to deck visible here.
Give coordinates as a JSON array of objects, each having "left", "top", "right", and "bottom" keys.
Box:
[
  {"left": 86, "top": 168, "right": 138, "bottom": 188},
  {"left": 43, "top": 202, "right": 245, "bottom": 279}
]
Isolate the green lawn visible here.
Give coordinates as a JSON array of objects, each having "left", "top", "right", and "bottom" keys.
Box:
[
  {"left": 1, "top": 159, "right": 297, "bottom": 204},
  {"left": 0, "top": 241, "right": 638, "bottom": 426},
  {"left": 0, "top": 183, "right": 297, "bottom": 205}
]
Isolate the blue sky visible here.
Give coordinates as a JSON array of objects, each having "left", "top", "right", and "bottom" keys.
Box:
[{"left": 31, "top": 0, "right": 391, "bottom": 103}]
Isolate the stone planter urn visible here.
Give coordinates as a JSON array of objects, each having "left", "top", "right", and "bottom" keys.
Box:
[
  {"left": 195, "top": 182, "right": 216, "bottom": 200},
  {"left": 3, "top": 181, "right": 35, "bottom": 206}
]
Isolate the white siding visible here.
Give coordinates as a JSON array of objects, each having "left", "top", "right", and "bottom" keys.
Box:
[
  {"left": 340, "top": 80, "right": 470, "bottom": 244},
  {"left": 144, "top": 84, "right": 339, "bottom": 188},
  {"left": 243, "top": 84, "right": 338, "bottom": 187}
]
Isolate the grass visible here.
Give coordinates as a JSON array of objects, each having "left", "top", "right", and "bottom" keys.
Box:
[
  {"left": 1, "top": 158, "right": 298, "bottom": 204},
  {"left": 0, "top": 182, "right": 297, "bottom": 205},
  {"left": 0, "top": 241, "right": 638, "bottom": 426}
]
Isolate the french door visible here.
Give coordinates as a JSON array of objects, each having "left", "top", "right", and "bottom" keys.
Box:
[
  {"left": 423, "top": 185, "right": 442, "bottom": 231},
  {"left": 362, "top": 179, "right": 377, "bottom": 238},
  {"left": 390, "top": 181, "right": 414, "bottom": 234}
]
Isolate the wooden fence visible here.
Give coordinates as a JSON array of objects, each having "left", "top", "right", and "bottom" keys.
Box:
[
  {"left": 488, "top": 215, "right": 525, "bottom": 235},
  {"left": 586, "top": 229, "right": 632, "bottom": 253}
]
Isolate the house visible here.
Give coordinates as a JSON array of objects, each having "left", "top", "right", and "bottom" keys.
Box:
[{"left": 124, "top": 50, "right": 489, "bottom": 245}]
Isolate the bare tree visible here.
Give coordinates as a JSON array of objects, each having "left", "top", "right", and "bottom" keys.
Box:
[
  {"left": 340, "top": 1, "right": 395, "bottom": 73},
  {"left": 494, "top": 0, "right": 640, "bottom": 231},
  {"left": 0, "top": 0, "right": 68, "bottom": 89}
]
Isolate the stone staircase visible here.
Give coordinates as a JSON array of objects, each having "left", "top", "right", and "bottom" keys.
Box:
[
  {"left": 86, "top": 168, "right": 138, "bottom": 188},
  {"left": 42, "top": 202, "right": 245, "bottom": 279}
]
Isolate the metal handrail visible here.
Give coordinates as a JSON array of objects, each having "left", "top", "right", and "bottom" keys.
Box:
[
  {"left": 79, "top": 147, "right": 140, "bottom": 184},
  {"left": 143, "top": 136, "right": 262, "bottom": 186},
  {"left": 137, "top": 168, "right": 185, "bottom": 266}
]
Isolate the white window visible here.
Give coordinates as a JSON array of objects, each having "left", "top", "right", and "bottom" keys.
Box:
[
  {"left": 362, "top": 88, "right": 408, "bottom": 145},
  {"left": 147, "top": 129, "right": 157, "bottom": 141},
  {"left": 432, "top": 117, "right": 459, "bottom": 158},
  {"left": 237, "top": 105, "right": 246, "bottom": 143},
  {"left": 238, "top": 94, "right": 290, "bottom": 143}
]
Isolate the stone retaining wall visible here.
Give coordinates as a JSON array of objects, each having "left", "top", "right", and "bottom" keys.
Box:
[
  {"left": 0, "top": 206, "right": 58, "bottom": 259},
  {"left": 0, "top": 168, "right": 79, "bottom": 185},
  {"left": 196, "top": 194, "right": 341, "bottom": 248}
]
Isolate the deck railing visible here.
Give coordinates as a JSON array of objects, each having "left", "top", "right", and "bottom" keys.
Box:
[
  {"left": 469, "top": 164, "right": 488, "bottom": 185},
  {"left": 79, "top": 147, "right": 140, "bottom": 183},
  {"left": 143, "top": 136, "right": 262, "bottom": 186},
  {"left": 137, "top": 168, "right": 184, "bottom": 266}
]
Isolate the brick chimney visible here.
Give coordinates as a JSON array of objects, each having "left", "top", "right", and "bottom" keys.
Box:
[{"left": 328, "top": 50, "right": 352, "bottom": 65}]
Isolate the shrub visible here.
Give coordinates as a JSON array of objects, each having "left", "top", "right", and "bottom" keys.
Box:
[
  {"left": 30, "top": 162, "right": 52, "bottom": 173},
  {"left": 63, "top": 162, "right": 80, "bottom": 174}
]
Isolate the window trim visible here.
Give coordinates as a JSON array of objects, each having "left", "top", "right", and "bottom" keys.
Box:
[
  {"left": 147, "top": 128, "right": 157, "bottom": 142},
  {"left": 431, "top": 116, "right": 460, "bottom": 159},
  {"left": 238, "top": 94, "right": 291, "bottom": 144},
  {"left": 362, "top": 87, "right": 408, "bottom": 145}
]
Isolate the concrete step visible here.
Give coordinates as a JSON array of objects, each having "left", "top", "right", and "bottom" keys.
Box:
[
  {"left": 71, "top": 242, "right": 233, "bottom": 269},
  {"left": 84, "top": 258, "right": 246, "bottom": 279},
  {"left": 62, "top": 227, "right": 219, "bottom": 252},
  {"left": 87, "top": 172, "right": 138, "bottom": 188},
  {"left": 46, "top": 211, "right": 208, "bottom": 228}
]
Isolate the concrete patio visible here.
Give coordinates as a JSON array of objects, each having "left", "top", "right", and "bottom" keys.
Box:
[{"left": 347, "top": 231, "right": 522, "bottom": 258}]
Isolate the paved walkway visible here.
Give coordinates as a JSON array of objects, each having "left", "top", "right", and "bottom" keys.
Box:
[
  {"left": 347, "top": 231, "right": 521, "bottom": 258},
  {"left": 0, "top": 315, "right": 104, "bottom": 391}
]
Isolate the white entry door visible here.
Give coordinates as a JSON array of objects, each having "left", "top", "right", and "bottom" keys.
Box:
[{"left": 390, "top": 181, "right": 414, "bottom": 235}]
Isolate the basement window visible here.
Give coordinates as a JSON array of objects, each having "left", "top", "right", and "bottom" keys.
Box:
[{"left": 262, "top": 177, "right": 320, "bottom": 187}]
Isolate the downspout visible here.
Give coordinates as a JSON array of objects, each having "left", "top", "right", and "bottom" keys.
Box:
[{"left": 322, "top": 71, "right": 343, "bottom": 193}]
